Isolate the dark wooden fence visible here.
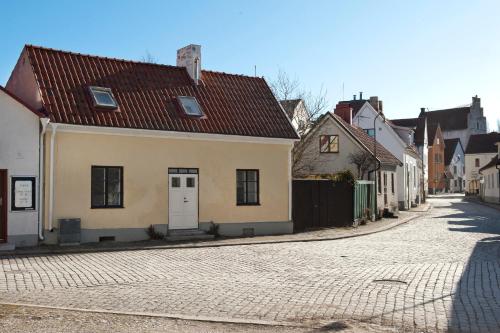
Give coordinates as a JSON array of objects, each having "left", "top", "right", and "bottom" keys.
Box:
[{"left": 292, "top": 179, "right": 354, "bottom": 232}]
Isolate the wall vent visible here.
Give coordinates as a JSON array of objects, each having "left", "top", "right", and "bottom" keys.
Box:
[{"left": 99, "top": 236, "right": 115, "bottom": 242}]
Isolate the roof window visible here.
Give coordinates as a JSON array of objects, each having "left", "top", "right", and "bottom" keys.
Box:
[
  {"left": 178, "top": 96, "right": 203, "bottom": 117},
  {"left": 89, "top": 86, "right": 118, "bottom": 109}
]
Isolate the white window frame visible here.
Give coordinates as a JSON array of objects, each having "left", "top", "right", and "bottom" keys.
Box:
[{"left": 178, "top": 96, "right": 204, "bottom": 117}]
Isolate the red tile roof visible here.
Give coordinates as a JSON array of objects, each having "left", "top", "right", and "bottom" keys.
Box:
[
  {"left": 330, "top": 114, "right": 401, "bottom": 166},
  {"left": 21, "top": 45, "right": 298, "bottom": 139}
]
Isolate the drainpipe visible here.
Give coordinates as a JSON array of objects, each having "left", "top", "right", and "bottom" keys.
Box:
[
  {"left": 48, "top": 123, "right": 58, "bottom": 232},
  {"left": 496, "top": 159, "right": 500, "bottom": 203},
  {"left": 368, "top": 110, "right": 384, "bottom": 218},
  {"left": 38, "top": 118, "right": 50, "bottom": 240}
]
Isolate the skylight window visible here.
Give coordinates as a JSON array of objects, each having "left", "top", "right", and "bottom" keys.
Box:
[
  {"left": 178, "top": 96, "right": 203, "bottom": 117},
  {"left": 89, "top": 86, "right": 118, "bottom": 109}
]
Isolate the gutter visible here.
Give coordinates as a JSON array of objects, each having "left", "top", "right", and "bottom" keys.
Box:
[
  {"left": 38, "top": 118, "right": 50, "bottom": 240},
  {"left": 48, "top": 123, "right": 58, "bottom": 232}
]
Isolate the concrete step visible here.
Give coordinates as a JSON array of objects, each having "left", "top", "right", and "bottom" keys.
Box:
[{"left": 166, "top": 229, "right": 214, "bottom": 242}]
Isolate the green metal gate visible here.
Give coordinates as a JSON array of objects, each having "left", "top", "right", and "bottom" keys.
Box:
[{"left": 354, "top": 180, "right": 376, "bottom": 222}]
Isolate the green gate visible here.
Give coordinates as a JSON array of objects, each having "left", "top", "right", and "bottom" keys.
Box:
[{"left": 354, "top": 180, "right": 376, "bottom": 222}]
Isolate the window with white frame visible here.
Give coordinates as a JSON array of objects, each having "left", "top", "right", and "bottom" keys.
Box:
[
  {"left": 89, "top": 86, "right": 118, "bottom": 109},
  {"left": 178, "top": 96, "right": 204, "bottom": 116}
]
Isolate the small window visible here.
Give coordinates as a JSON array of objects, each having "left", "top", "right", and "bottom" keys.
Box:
[
  {"left": 475, "top": 158, "right": 480, "bottom": 167},
  {"left": 319, "top": 135, "right": 339, "bottom": 153},
  {"left": 89, "top": 86, "right": 118, "bottom": 109},
  {"left": 172, "top": 177, "right": 181, "bottom": 188},
  {"left": 91, "top": 166, "right": 123, "bottom": 208},
  {"left": 237, "top": 169, "right": 259, "bottom": 205},
  {"left": 378, "top": 171, "right": 382, "bottom": 194},
  {"left": 364, "top": 129, "right": 375, "bottom": 137},
  {"left": 186, "top": 177, "right": 195, "bottom": 188},
  {"left": 391, "top": 173, "right": 395, "bottom": 194},
  {"left": 178, "top": 96, "right": 203, "bottom": 116},
  {"left": 436, "top": 138, "right": 440, "bottom": 145}
]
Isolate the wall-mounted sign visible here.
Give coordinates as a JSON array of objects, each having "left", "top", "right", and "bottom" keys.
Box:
[{"left": 11, "top": 177, "right": 36, "bottom": 211}]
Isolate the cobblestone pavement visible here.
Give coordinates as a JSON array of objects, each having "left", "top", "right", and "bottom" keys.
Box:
[{"left": 1, "top": 196, "right": 499, "bottom": 332}]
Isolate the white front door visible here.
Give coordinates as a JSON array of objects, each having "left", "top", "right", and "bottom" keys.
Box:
[{"left": 168, "top": 173, "right": 198, "bottom": 230}]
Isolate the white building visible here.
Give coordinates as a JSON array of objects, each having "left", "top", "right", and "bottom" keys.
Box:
[
  {"left": 444, "top": 139, "right": 465, "bottom": 193},
  {"left": 479, "top": 143, "right": 499, "bottom": 203},
  {"left": 465, "top": 132, "right": 500, "bottom": 194},
  {"left": 0, "top": 86, "right": 43, "bottom": 248},
  {"left": 336, "top": 95, "right": 422, "bottom": 210}
]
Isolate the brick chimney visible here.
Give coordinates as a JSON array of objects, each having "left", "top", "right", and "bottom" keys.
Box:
[
  {"left": 369, "top": 96, "right": 379, "bottom": 111},
  {"left": 177, "top": 44, "right": 202, "bottom": 84},
  {"left": 334, "top": 103, "right": 353, "bottom": 124}
]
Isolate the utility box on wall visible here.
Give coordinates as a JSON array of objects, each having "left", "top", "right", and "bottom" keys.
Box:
[{"left": 58, "top": 218, "right": 81, "bottom": 245}]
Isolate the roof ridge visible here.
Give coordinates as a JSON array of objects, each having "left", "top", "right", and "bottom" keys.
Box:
[
  {"left": 25, "top": 44, "right": 183, "bottom": 71},
  {"left": 425, "top": 106, "right": 470, "bottom": 113},
  {"left": 201, "top": 68, "right": 265, "bottom": 80}
]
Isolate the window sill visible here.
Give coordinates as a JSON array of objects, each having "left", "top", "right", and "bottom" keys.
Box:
[
  {"left": 237, "top": 203, "right": 261, "bottom": 206},
  {"left": 91, "top": 206, "right": 125, "bottom": 209}
]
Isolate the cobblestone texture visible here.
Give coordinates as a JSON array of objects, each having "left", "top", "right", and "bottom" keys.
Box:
[{"left": 1, "top": 196, "right": 499, "bottom": 332}]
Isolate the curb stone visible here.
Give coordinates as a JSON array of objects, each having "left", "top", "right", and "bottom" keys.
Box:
[{"left": 1, "top": 205, "right": 431, "bottom": 257}]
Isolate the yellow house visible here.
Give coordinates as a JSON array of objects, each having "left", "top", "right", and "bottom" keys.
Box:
[{"left": 6, "top": 44, "right": 299, "bottom": 244}]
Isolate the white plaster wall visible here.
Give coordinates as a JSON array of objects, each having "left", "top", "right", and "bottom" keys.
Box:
[
  {"left": 481, "top": 167, "right": 499, "bottom": 203},
  {"left": 0, "top": 90, "right": 40, "bottom": 245},
  {"left": 353, "top": 104, "right": 419, "bottom": 209},
  {"left": 465, "top": 153, "right": 496, "bottom": 193}
]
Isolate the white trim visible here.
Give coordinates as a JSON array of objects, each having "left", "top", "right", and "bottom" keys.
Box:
[{"left": 49, "top": 123, "right": 298, "bottom": 145}]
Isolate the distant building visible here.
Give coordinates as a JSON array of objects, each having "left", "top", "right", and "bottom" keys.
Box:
[
  {"left": 443, "top": 138, "right": 465, "bottom": 193},
  {"left": 427, "top": 124, "right": 446, "bottom": 194},
  {"left": 280, "top": 99, "right": 309, "bottom": 135},
  {"left": 418, "top": 96, "right": 487, "bottom": 148},
  {"left": 465, "top": 132, "right": 500, "bottom": 194},
  {"left": 479, "top": 143, "right": 500, "bottom": 203}
]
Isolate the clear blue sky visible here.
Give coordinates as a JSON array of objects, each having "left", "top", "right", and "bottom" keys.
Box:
[{"left": 1, "top": 0, "right": 499, "bottom": 129}]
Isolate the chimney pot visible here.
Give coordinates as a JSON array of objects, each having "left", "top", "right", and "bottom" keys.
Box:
[
  {"left": 353, "top": 94, "right": 356, "bottom": 100},
  {"left": 359, "top": 92, "right": 363, "bottom": 100},
  {"left": 177, "top": 44, "right": 202, "bottom": 84}
]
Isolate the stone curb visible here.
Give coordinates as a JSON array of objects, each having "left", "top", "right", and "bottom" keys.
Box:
[
  {"left": 2, "top": 205, "right": 431, "bottom": 257},
  {"left": 0, "top": 302, "right": 306, "bottom": 328}
]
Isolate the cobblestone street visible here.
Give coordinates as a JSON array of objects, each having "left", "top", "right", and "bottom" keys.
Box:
[{"left": 1, "top": 195, "right": 499, "bottom": 332}]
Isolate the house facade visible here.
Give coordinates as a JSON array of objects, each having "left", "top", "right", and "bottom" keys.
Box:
[
  {"left": 0, "top": 87, "right": 44, "bottom": 248},
  {"left": 293, "top": 111, "right": 401, "bottom": 215},
  {"left": 465, "top": 132, "right": 500, "bottom": 194},
  {"left": 479, "top": 143, "right": 499, "bottom": 203},
  {"left": 427, "top": 124, "right": 446, "bottom": 194},
  {"left": 6, "top": 44, "right": 299, "bottom": 244},
  {"left": 280, "top": 99, "right": 309, "bottom": 135},
  {"left": 444, "top": 138, "right": 465, "bottom": 193},
  {"left": 338, "top": 96, "right": 421, "bottom": 210}
]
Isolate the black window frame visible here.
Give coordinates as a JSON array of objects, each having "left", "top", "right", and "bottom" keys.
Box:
[
  {"left": 391, "top": 173, "right": 395, "bottom": 194},
  {"left": 319, "top": 135, "right": 339, "bottom": 153},
  {"left": 91, "top": 166, "right": 124, "bottom": 209},
  {"left": 11, "top": 176, "right": 36, "bottom": 211},
  {"left": 236, "top": 169, "right": 260, "bottom": 206}
]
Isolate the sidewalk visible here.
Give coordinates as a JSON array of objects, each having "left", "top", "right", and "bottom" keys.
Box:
[
  {"left": 3, "top": 203, "right": 431, "bottom": 256},
  {"left": 464, "top": 196, "right": 500, "bottom": 211}
]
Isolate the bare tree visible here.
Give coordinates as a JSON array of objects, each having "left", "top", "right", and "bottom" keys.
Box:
[
  {"left": 269, "top": 70, "right": 329, "bottom": 136},
  {"left": 348, "top": 151, "right": 376, "bottom": 180},
  {"left": 497, "top": 119, "right": 500, "bottom": 132},
  {"left": 140, "top": 51, "right": 157, "bottom": 64},
  {"left": 269, "top": 70, "right": 331, "bottom": 178}
]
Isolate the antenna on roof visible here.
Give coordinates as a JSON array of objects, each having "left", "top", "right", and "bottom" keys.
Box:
[
  {"left": 254, "top": 65, "right": 257, "bottom": 77},
  {"left": 342, "top": 82, "right": 345, "bottom": 100}
]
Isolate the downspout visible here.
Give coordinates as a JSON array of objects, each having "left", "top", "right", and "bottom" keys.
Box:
[
  {"left": 288, "top": 143, "right": 293, "bottom": 222},
  {"left": 367, "top": 110, "right": 383, "bottom": 218},
  {"left": 38, "top": 118, "right": 50, "bottom": 240},
  {"left": 496, "top": 160, "right": 500, "bottom": 203},
  {"left": 48, "top": 123, "right": 58, "bottom": 232}
]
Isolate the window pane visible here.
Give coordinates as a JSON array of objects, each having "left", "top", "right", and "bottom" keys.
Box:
[
  {"left": 320, "top": 135, "right": 330, "bottom": 152},
  {"left": 91, "top": 167, "right": 106, "bottom": 207},
  {"left": 247, "top": 181, "right": 258, "bottom": 193},
  {"left": 94, "top": 90, "right": 116, "bottom": 106},
  {"left": 107, "top": 168, "right": 122, "bottom": 206},
  {"left": 237, "top": 171, "right": 246, "bottom": 182},
  {"left": 237, "top": 182, "right": 246, "bottom": 204},
  {"left": 172, "top": 177, "right": 180, "bottom": 188},
  {"left": 186, "top": 177, "right": 195, "bottom": 188},
  {"left": 247, "top": 192, "right": 258, "bottom": 204},
  {"left": 329, "top": 136, "right": 339, "bottom": 152},
  {"left": 178, "top": 96, "right": 203, "bottom": 116},
  {"left": 247, "top": 171, "right": 257, "bottom": 181}
]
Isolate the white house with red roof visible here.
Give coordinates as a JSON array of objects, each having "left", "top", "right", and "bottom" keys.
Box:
[
  {"left": 0, "top": 86, "right": 45, "bottom": 248},
  {"left": 5, "top": 44, "right": 299, "bottom": 245}
]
